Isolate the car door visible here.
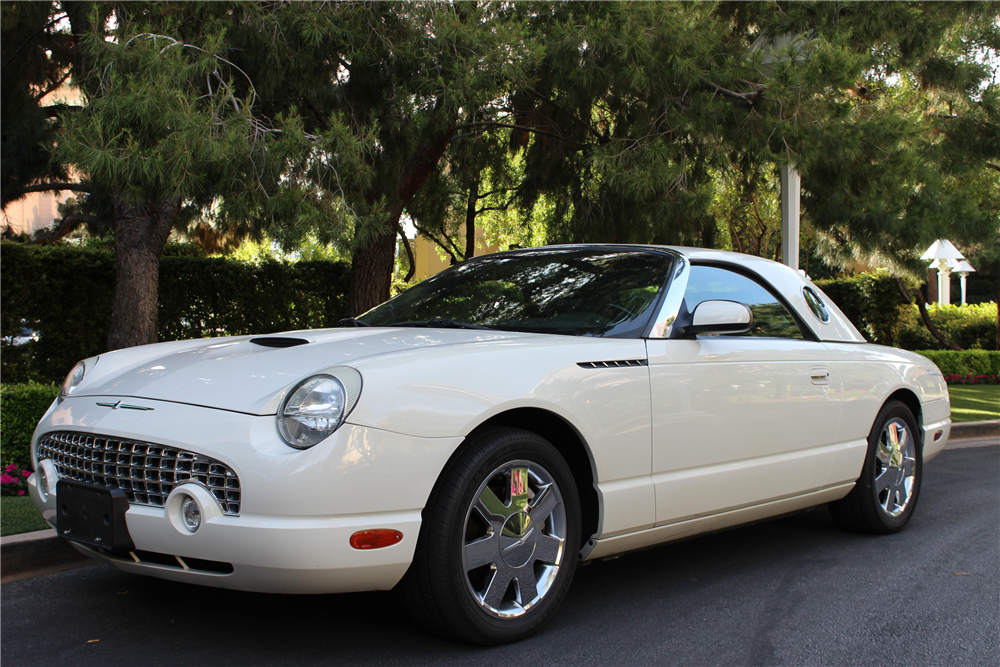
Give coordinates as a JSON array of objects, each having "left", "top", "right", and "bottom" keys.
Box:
[{"left": 646, "top": 263, "right": 843, "bottom": 526}]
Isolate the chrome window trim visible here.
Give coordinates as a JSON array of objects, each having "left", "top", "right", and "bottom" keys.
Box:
[
  {"left": 646, "top": 253, "right": 690, "bottom": 339},
  {"left": 802, "top": 286, "right": 831, "bottom": 323}
]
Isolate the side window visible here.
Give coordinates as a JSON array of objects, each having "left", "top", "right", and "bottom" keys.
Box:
[{"left": 684, "top": 265, "right": 804, "bottom": 339}]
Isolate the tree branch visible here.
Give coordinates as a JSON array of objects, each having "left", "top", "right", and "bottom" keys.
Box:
[
  {"left": 895, "top": 278, "right": 963, "bottom": 351},
  {"left": 30, "top": 213, "right": 97, "bottom": 244},
  {"left": 454, "top": 122, "right": 574, "bottom": 143},
  {"left": 1, "top": 12, "right": 68, "bottom": 73},
  {"left": 396, "top": 223, "right": 416, "bottom": 283},
  {"left": 397, "top": 95, "right": 456, "bottom": 203},
  {"left": 475, "top": 205, "right": 509, "bottom": 215},
  {"left": 33, "top": 70, "right": 73, "bottom": 103},
  {"left": 19, "top": 182, "right": 90, "bottom": 195},
  {"left": 524, "top": 87, "right": 605, "bottom": 142},
  {"left": 700, "top": 77, "right": 765, "bottom": 106},
  {"left": 414, "top": 222, "right": 461, "bottom": 265}
]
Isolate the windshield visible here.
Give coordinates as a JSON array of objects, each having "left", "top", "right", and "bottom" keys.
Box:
[{"left": 357, "top": 248, "right": 674, "bottom": 337}]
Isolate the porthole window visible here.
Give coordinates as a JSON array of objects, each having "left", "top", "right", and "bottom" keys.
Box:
[{"left": 802, "top": 286, "right": 830, "bottom": 323}]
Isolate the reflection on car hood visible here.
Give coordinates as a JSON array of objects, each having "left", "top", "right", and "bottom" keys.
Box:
[{"left": 73, "top": 328, "right": 532, "bottom": 415}]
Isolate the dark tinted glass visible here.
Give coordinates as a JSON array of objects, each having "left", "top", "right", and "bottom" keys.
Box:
[{"left": 358, "top": 249, "right": 674, "bottom": 337}]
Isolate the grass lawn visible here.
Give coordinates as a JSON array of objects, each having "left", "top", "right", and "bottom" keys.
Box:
[
  {"left": 949, "top": 385, "right": 1000, "bottom": 423},
  {"left": 0, "top": 496, "right": 49, "bottom": 537}
]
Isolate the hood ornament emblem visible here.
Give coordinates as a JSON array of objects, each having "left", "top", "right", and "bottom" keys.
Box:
[{"left": 97, "top": 401, "right": 154, "bottom": 411}]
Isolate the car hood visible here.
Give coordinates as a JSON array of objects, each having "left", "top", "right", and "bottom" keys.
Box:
[{"left": 72, "top": 328, "right": 533, "bottom": 415}]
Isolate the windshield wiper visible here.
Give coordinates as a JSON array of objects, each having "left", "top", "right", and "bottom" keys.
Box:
[
  {"left": 386, "top": 319, "right": 493, "bottom": 330},
  {"left": 336, "top": 318, "right": 371, "bottom": 327}
]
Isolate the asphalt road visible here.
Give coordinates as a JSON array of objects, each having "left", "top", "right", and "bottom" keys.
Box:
[{"left": 2, "top": 445, "right": 997, "bottom": 667}]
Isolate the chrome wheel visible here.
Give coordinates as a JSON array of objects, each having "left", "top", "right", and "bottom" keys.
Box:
[
  {"left": 828, "top": 399, "right": 922, "bottom": 535},
  {"left": 463, "top": 460, "right": 567, "bottom": 618},
  {"left": 399, "top": 427, "right": 580, "bottom": 643},
  {"left": 875, "top": 417, "right": 916, "bottom": 517}
]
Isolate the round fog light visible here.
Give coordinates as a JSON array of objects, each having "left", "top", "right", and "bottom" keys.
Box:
[
  {"left": 181, "top": 496, "right": 201, "bottom": 533},
  {"left": 36, "top": 459, "right": 60, "bottom": 503},
  {"left": 166, "top": 484, "right": 221, "bottom": 536},
  {"left": 38, "top": 466, "right": 50, "bottom": 501}
]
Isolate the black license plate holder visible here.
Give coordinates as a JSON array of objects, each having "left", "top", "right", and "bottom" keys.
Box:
[{"left": 56, "top": 479, "right": 135, "bottom": 553}]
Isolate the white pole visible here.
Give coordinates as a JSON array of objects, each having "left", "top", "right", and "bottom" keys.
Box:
[
  {"left": 960, "top": 274, "right": 968, "bottom": 305},
  {"left": 780, "top": 163, "right": 800, "bottom": 271},
  {"left": 938, "top": 266, "right": 952, "bottom": 305}
]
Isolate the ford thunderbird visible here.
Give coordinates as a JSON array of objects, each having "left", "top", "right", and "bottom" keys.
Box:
[{"left": 28, "top": 245, "right": 950, "bottom": 643}]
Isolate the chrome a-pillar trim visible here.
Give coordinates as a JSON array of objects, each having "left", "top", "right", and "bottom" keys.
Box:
[{"left": 647, "top": 253, "right": 690, "bottom": 339}]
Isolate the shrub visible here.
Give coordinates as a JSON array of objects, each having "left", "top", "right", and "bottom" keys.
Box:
[
  {"left": 895, "top": 302, "right": 998, "bottom": 351},
  {"left": 0, "top": 383, "right": 59, "bottom": 467},
  {"left": 1, "top": 463, "right": 31, "bottom": 496},
  {"left": 914, "top": 349, "right": 1000, "bottom": 377},
  {"left": 1, "top": 242, "right": 351, "bottom": 383},
  {"left": 815, "top": 272, "right": 906, "bottom": 345},
  {"left": 944, "top": 374, "right": 1000, "bottom": 385},
  {"left": 1, "top": 243, "right": 116, "bottom": 384}
]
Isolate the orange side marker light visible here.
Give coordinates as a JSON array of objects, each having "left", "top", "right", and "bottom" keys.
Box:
[{"left": 350, "top": 529, "right": 403, "bottom": 550}]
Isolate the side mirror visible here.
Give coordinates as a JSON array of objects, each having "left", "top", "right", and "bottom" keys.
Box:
[{"left": 683, "top": 300, "right": 753, "bottom": 336}]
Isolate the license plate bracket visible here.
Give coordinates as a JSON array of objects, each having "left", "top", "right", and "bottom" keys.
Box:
[{"left": 56, "top": 479, "right": 135, "bottom": 553}]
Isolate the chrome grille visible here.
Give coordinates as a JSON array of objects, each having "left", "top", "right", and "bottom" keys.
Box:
[{"left": 37, "top": 432, "right": 241, "bottom": 515}]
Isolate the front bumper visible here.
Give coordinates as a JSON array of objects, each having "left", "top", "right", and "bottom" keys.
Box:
[
  {"left": 921, "top": 417, "right": 951, "bottom": 464},
  {"left": 29, "top": 396, "right": 463, "bottom": 593}
]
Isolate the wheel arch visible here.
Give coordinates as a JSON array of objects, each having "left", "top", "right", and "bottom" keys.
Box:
[
  {"left": 464, "top": 407, "right": 600, "bottom": 554},
  {"left": 885, "top": 388, "right": 923, "bottom": 446}
]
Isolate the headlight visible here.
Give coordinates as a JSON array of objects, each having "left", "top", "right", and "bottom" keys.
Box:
[
  {"left": 59, "top": 361, "right": 87, "bottom": 403},
  {"left": 278, "top": 375, "right": 348, "bottom": 448}
]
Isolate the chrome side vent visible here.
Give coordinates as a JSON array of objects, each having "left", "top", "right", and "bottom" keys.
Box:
[{"left": 577, "top": 359, "right": 648, "bottom": 369}]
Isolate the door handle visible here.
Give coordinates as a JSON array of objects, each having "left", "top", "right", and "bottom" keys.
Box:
[{"left": 810, "top": 367, "right": 830, "bottom": 385}]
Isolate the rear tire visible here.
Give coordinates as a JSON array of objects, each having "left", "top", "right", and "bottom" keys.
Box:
[
  {"left": 398, "top": 427, "right": 581, "bottom": 644},
  {"left": 829, "top": 400, "right": 922, "bottom": 534}
]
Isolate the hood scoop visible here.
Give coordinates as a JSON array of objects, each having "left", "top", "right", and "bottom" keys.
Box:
[{"left": 249, "top": 336, "right": 310, "bottom": 348}]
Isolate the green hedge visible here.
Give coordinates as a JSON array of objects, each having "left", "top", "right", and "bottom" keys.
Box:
[
  {"left": 1, "top": 242, "right": 351, "bottom": 383},
  {"left": 895, "top": 302, "right": 998, "bottom": 351},
  {"left": 913, "top": 349, "right": 1000, "bottom": 376},
  {"left": 816, "top": 272, "right": 905, "bottom": 345},
  {"left": 0, "top": 383, "right": 59, "bottom": 467}
]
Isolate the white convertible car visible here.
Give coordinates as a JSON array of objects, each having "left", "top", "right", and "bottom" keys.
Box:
[{"left": 28, "top": 245, "right": 950, "bottom": 643}]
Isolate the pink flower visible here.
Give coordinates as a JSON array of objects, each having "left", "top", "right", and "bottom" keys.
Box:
[
  {"left": 18, "top": 490, "right": 25, "bottom": 495},
  {"left": 21, "top": 470, "right": 30, "bottom": 477},
  {"left": 4, "top": 464, "right": 16, "bottom": 472},
  {"left": 0, "top": 473, "right": 15, "bottom": 484}
]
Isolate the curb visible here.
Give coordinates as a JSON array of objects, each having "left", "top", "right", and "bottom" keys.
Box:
[
  {"left": 1, "top": 528, "right": 92, "bottom": 585},
  {"left": 2, "top": 420, "right": 997, "bottom": 585},
  {"left": 950, "top": 419, "right": 1000, "bottom": 441}
]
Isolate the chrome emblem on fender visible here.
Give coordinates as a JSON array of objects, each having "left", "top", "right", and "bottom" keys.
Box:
[{"left": 96, "top": 401, "right": 154, "bottom": 411}]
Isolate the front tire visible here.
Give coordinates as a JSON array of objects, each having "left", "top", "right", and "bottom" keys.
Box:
[
  {"left": 399, "top": 427, "right": 581, "bottom": 644},
  {"left": 829, "top": 400, "right": 922, "bottom": 534}
]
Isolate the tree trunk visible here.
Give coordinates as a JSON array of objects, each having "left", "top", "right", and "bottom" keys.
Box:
[
  {"left": 896, "top": 278, "right": 962, "bottom": 352},
  {"left": 347, "top": 100, "right": 456, "bottom": 316},
  {"left": 107, "top": 196, "right": 179, "bottom": 350},
  {"left": 465, "top": 179, "right": 479, "bottom": 260},
  {"left": 347, "top": 209, "right": 402, "bottom": 317}
]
